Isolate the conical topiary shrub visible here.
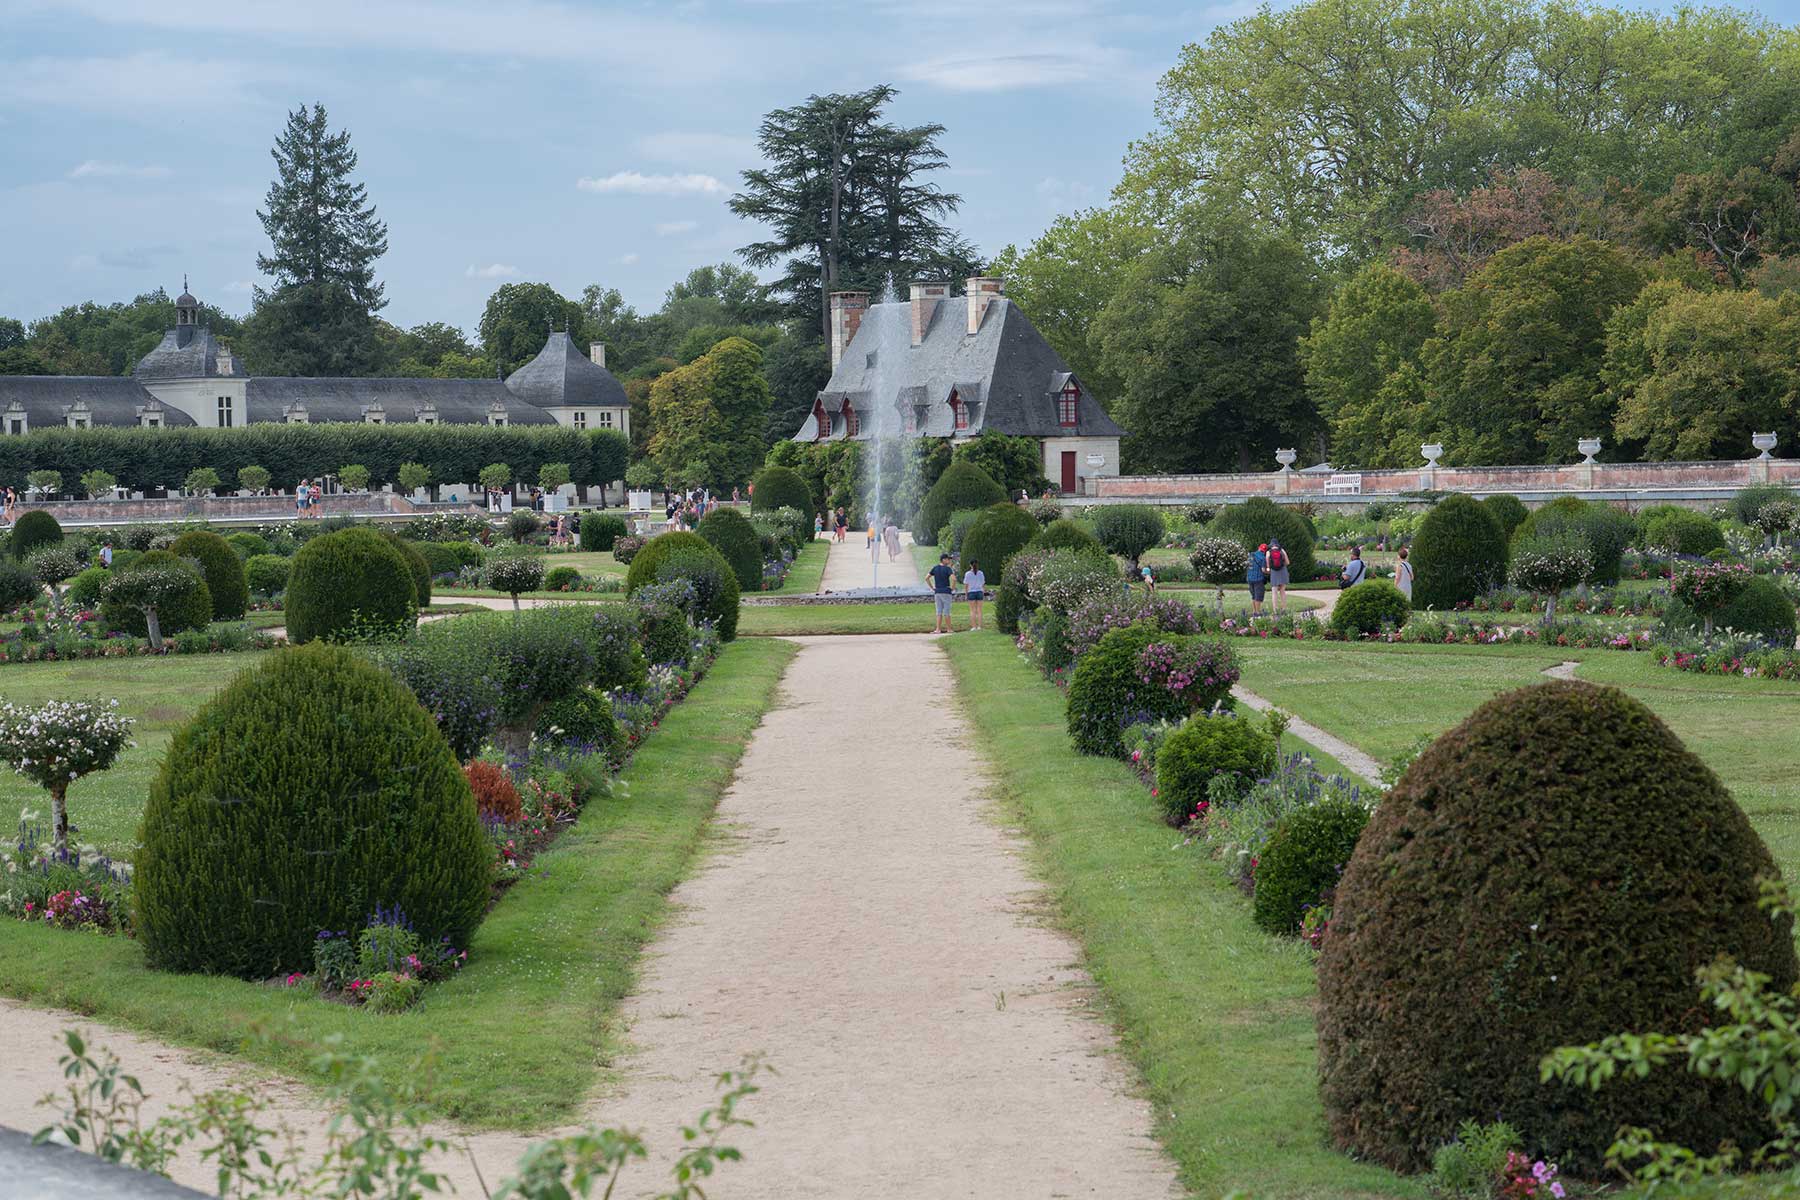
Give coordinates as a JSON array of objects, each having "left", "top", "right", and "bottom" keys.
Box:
[
  {"left": 134, "top": 642, "right": 490, "bottom": 978},
  {"left": 914, "top": 461, "right": 1005, "bottom": 545},
  {"left": 750, "top": 465, "right": 813, "bottom": 514},
  {"left": 1408, "top": 493, "right": 1507, "bottom": 609},
  {"left": 170, "top": 530, "right": 250, "bottom": 620},
  {"left": 696, "top": 506, "right": 764, "bottom": 591},
  {"left": 1317, "top": 680, "right": 1797, "bottom": 1174}
]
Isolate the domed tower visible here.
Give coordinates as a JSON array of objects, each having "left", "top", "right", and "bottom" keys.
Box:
[
  {"left": 175, "top": 275, "right": 200, "bottom": 328},
  {"left": 503, "top": 329, "right": 630, "bottom": 438},
  {"left": 134, "top": 276, "right": 246, "bottom": 427}
]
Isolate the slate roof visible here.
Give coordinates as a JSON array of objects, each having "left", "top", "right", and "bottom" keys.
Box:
[
  {"left": 796, "top": 296, "right": 1125, "bottom": 442},
  {"left": 244, "top": 378, "right": 556, "bottom": 425},
  {"left": 0, "top": 376, "right": 196, "bottom": 426},
  {"left": 133, "top": 325, "right": 239, "bottom": 382},
  {"left": 504, "top": 332, "right": 628, "bottom": 411}
]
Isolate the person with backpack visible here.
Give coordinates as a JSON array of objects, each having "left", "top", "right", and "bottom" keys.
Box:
[
  {"left": 1340, "top": 545, "right": 1367, "bottom": 589},
  {"left": 1247, "top": 543, "right": 1269, "bottom": 616},
  {"left": 1268, "top": 539, "right": 1290, "bottom": 613},
  {"left": 1394, "top": 546, "right": 1414, "bottom": 600}
]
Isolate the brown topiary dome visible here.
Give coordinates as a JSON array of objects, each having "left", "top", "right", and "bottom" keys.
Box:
[{"left": 1317, "top": 679, "right": 1796, "bottom": 1174}]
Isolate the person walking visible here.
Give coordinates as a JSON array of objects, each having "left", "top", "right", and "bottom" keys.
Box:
[
  {"left": 883, "top": 517, "right": 901, "bottom": 562},
  {"left": 99, "top": 540, "right": 113, "bottom": 569},
  {"left": 964, "top": 559, "right": 987, "bottom": 630},
  {"left": 928, "top": 552, "right": 956, "bottom": 634},
  {"left": 1340, "top": 545, "right": 1367, "bottom": 589},
  {"left": 1394, "top": 546, "right": 1414, "bottom": 601},
  {"left": 834, "top": 507, "right": 847, "bottom": 543},
  {"left": 297, "top": 479, "right": 310, "bottom": 519},
  {"left": 1268, "top": 538, "right": 1291, "bottom": 613},
  {"left": 2, "top": 485, "right": 14, "bottom": 525},
  {"left": 310, "top": 480, "right": 323, "bottom": 516},
  {"left": 814, "top": 512, "right": 825, "bottom": 540},
  {"left": 1247, "top": 543, "right": 1269, "bottom": 616}
]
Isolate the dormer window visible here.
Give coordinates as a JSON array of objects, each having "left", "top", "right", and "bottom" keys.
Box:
[
  {"left": 6, "top": 401, "right": 28, "bottom": 436},
  {"left": 363, "top": 403, "right": 386, "bottom": 426},
  {"left": 1058, "top": 381, "right": 1080, "bottom": 428},
  {"left": 843, "top": 400, "right": 859, "bottom": 438},
  {"left": 950, "top": 389, "right": 968, "bottom": 432}
]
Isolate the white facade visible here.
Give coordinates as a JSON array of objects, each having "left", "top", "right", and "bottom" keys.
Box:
[{"left": 140, "top": 377, "right": 249, "bottom": 429}]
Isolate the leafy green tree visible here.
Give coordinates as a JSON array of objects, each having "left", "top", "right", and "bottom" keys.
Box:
[
  {"left": 1300, "top": 264, "right": 1437, "bottom": 466},
  {"left": 953, "top": 432, "right": 1048, "bottom": 497},
  {"left": 80, "top": 469, "right": 117, "bottom": 498},
  {"left": 242, "top": 104, "right": 387, "bottom": 375},
  {"left": 478, "top": 463, "right": 512, "bottom": 492},
  {"left": 183, "top": 468, "right": 220, "bottom": 496},
  {"left": 761, "top": 335, "right": 831, "bottom": 446},
  {"left": 396, "top": 462, "right": 431, "bottom": 494},
  {"left": 237, "top": 465, "right": 271, "bottom": 493},
  {"left": 15, "top": 290, "right": 245, "bottom": 377},
  {"left": 1647, "top": 167, "right": 1800, "bottom": 284},
  {"left": 26, "top": 470, "right": 62, "bottom": 495},
  {"left": 731, "top": 85, "right": 972, "bottom": 339},
  {"left": 1426, "top": 236, "right": 1642, "bottom": 464},
  {"left": 537, "top": 462, "right": 571, "bottom": 492},
  {"left": 587, "top": 431, "right": 629, "bottom": 500},
  {"left": 338, "top": 464, "right": 371, "bottom": 492},
  {"left": 478, "top": 283, "right": 587, "bottom": 375},
  {"left": 649, "top": 338, "right": 770, "bottom": 492},
  {"left": 1092, "top": 204, "right": 1322, "bottom": 471},
  {"left": 1606, "top": 283, "right": 1800, "bottom": 460}
]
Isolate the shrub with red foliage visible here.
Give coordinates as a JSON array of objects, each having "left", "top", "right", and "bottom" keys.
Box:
[{"left": 463, "top": 760, "right": 522, "bottom": 823}]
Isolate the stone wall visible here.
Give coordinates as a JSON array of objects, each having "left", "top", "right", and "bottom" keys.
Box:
[
  {"left": 1093, "top": 456, "right": 1799, "bottom": 509},
  {"left": 11, "top": 492, "right": 426, "bottom": 526}
]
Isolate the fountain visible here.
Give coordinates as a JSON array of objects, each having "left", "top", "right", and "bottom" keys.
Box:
[{"left": 861, "top": 276, "right": 912, "bottom": 588}]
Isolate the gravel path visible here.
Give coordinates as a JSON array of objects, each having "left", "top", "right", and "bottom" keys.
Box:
[
  {"left": 1231, "top": 685, "right": 1385, "bottom": 784},
  {"left": 816, "top": 530, "right": 922, "bottom": 593}
]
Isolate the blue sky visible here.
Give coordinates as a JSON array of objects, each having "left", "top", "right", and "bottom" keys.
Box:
[{"left": 0, "top": 0, "right": 1235, "bottom": 333}]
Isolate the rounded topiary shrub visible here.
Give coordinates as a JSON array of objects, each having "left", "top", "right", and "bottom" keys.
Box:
[
  {"left": 544, "top": 565, "right": 582, "bottom": 592},
  {"left": 1479, "top": 494, "right": 1529, "bottom": 540},
  {"left": 1664, "top": 574, "right": 1796, "bottom": 644},
  {"left": 696, "top": 506, "right": 764, "bottom": 591},
  {"left": 1210, "top": 498, "right": 1317, "bottom": 583},
  {"left": 914, "top": 461, "right": 1005, "bottom": 545},
  {"left": 99, "top": 550, "right": 212, "bottom": 638},
  {"left": 1317, "top": 680, "right": 1798, "bottom": 1173},
  {"left": 1066, "top": 622, "right": 1198, "bottom": 759},
  {"left": 0, "top": 559, "right": 42, "bottom": 613},
  {"left": 1089, "top": 504, "right": 1166, "bottom": 568},
  {"left": 538, "top": 687, "right": 618, "bottom": 754},
  {"left": 1154, "top": 712, "right": 1277, "bottom": 825},
  {"left": 1252, "top": 798, "right": 1368, "bottom": 935},
  {"left": 624, "top": 531, "right": 710, "bottom": 593},
  {"left": 655, "top": 546, "right": 740, "bottom": 641},
  {"left": 580, "top": 512, "right": 629, "bottom": 553},
  {"left": 1033, "top": 519, "right": 1103, "bottom": 556},
  {"left": 1515, "top": 496, "right": 1634, "bottom": 586},
  {"left": 244, "top": 553, "right": 290, "bottom": 598},
  {"left": 1640, "top": 507, "right": 1724, "bottom": 557},
  {"left": 961, "top": 502, "right": 1040, "bottom": 580},
  {"left": 416, "top": 541, "right": 483, "bottom": 577},
  {"left": 1329, "top": 578, "right": 1410, "bottom": 636},
  {"left": 9, "top": 510, "right": 62, "bottom": 560},
  {"left": 224, "top": 531, "right": 271, "bottom": 560},
  {"left": 170, "top": 530, "right": 250, "bottom": 620},
  {"left": 379, "top": 533, "right": 433, "bottom": 608},
  {"left": 284, "top": 526, "right": 417, "bottom": 643},
  {"left": 66, "top": 565, "right": 111, "bottom": 608},
  {"left": 1409, "top": 493, "right": 1508, "bottom": 609},
  {"left": 134, "top": 642, "right": 491, "bottom": 978},
  {"left": 751, "top": 465, "right": 813, "bottom": 514}
]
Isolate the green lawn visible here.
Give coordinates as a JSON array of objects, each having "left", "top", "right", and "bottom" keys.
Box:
[
  {"left": 0, "top": 638, "right": 797, "bottom": 1129},
  {"left": 942, "top": 631, "right": 1423, "bottom": 1200},
  {"left": 529, "top": 548, "right": 627, "bottom": 575},
  {"left": 763, "top": 539, "right": 828, "bottom": 595}
]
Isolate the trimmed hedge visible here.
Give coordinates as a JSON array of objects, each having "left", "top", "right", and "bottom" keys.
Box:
[
  {"left": 625, "top": 531, "right": 739, "bottom": 641},
  {"left": 284, "top": 526, "right": 418, "bottom": 643},
  {"left": 1032, "top": 518, "right": 1104, "bottom": 556},
  {"left": 914, "top": 460, "right": 1005, "bottom": 545},
  {"left": 1329, "top": 578, "right": 1410, "bottom": 635},
  {"left": 1410, "top": 493, "right": 1508, "bottom": 609},
  {"left": 751, "top": 465, "right": 814, "bottom": 514},
  {"left": 244, "top": 553, "right": 290, "bottom": 598},
  {"left": 134, "top": 642, "right": 491, "bottom": 978},
  {"left": 1252, "top": 799, "right": 1368, "bottom": 935},
  {"left": 579, "top": 512, "right": 628, "bottom": 552},
  {"left": 416, "top": 541, "right": 483, "bottom": 577},
  {"left": 9, "top": 510, "right": 62, "bottom": 560},
  {"left": 696, "top": 506, "right": 764, "bottom": 591},
  {"left": 544, "top": 565, "right": 582, "bottom": 591},
  {"left": 98, "top": 550, "right": 212, "bottom": 638},
  {"left": 170, "top": 530, "right": 250, "bottom": 620},
  {"left": 66, "top": 565, "right": 110, "bottom": 608},
  {"left": 1318, "top": 680, "right": 1797, "bottom": 1173},
  {"left": 224, "top": 531, "right": 271, "bottom": 560},
  {"left": 1640, "top": 506, "right": 1725, "bottom": 557},
  {"left": 961, "top": 503, "right": 1040, "bottom": 581},
  {"left": 1210, "top": 498, "right": 1317, "bottom": 583},
  {"left": 1154, "top": 712, "right": 1277, "bottom": 825}
]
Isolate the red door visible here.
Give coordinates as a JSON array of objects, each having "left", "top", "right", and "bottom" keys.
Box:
[{"left": 1060, "top": 451, "right": 1077, "bottom": 494}]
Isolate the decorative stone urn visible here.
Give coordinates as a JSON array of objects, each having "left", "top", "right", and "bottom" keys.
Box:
[
  {"left": 1754, "top": 432, "right": 1779, "bottom": 460},
  {"left": 1275, "top": 448, "right": 1297, "bottom": 472},
  {"left": 1577, "top": 437, "right": 1602, "bottom": 465},
  {"left": 1420, "top": 443, "right": 1444, "bottom": 467}
]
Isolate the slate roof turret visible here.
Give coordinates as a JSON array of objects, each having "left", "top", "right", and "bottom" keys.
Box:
[{"left": 504, "top": 331, "right": 628, "bottom": 410}]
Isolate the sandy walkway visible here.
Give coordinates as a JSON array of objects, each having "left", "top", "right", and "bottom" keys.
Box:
[
  {"left": 816, "top": 530, "right": 922, "bottom": 593},
  {"left": 1, "top": 634, "right": 1176, "bottom": 1198}
]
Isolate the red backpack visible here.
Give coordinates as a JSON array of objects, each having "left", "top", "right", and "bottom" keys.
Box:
[{"left": 1269, "top": 547, "right": 1286, "bottom": 570}]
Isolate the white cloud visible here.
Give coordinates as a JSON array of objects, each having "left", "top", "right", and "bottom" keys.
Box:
[
  {"left": 897, "top": 48, "right": 1127, "bottom": 91},
  {"left": 619, "top": 253, "right": 640, "bottom": 265},
  {"left": 577, "top": 171, "right": 724, "bottom": 196},
  {"left": 68, "top": 160, "right": 172, "bottom": 179},
  {"left": 0, "top": 51, "right": 273, "bottom": 114},
  {"left": 653, "top": 220, "right": 699, "bottom": 237},
  {"left": 222, "top": 280, "right": 257, "bottom": 293},
  {"left": 635, "top": 131, "right": 759, "bottom": 168},
  {"left": 465, "top": 263, "right": 520, "bottom": 279}
]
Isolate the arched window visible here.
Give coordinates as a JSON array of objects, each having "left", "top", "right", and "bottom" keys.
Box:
[
  {"left": 842, "top": 399, "right": 859, "bottom": 437},
  {"left": 949, "top": 388, "right": 967, "bottom": 431},
  {"left": 1058, "top": 381, "right": 1080, "bottom": 428}
]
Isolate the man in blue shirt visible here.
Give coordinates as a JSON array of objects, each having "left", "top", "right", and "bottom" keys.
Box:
[
  {"left": 1247, "top": 543, "right": 1269, "bottom": 616},
  {"left": 928, "top": 553, "right": 956, "bottom": 633}
]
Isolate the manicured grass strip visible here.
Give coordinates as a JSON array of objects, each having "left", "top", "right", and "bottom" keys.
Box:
[
  {"left": 738, "top": 600, "right": 975, "bottom": 636},
  {"left": 0, "top": 637, "right": 797, "bottom": 1131},
  {"left": 763, "top": 539, "right": 828, "bottom": 594},
  {"left": 942, "top": 633, "right": 1421, "bottom": 1200}
]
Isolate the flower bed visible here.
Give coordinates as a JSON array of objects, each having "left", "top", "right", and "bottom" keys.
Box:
[
  {"left": 2, "top": 827, "right": 133, "bottom": 934},
  {"left": 1207, "top": 609, "right": 1655, "bottom": 651},
  {"left": 1454, "top": 585, "right": 1668, "bottom": 617},
  {"left": 1653, "top": 635, "right": 1800, "bottom": 681}
]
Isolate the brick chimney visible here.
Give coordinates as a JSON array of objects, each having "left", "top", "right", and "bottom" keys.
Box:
[
  {"left": 965, "top": 276, "right": 1005, "bottom": 334},
  {"left": 589, "top": 342, "right": 606, "bottom": 368},
  {"left": 909, "top": 280, "right": 949, "bottom": 346},
  {"left": 828, "top": 291, "right": 869, "bottom": 370}
]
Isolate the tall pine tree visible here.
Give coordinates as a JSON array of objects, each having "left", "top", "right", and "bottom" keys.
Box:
[
  {"left": 730, "top": 86, "right": 976, "bottom": 340},
  {"left": 241, "top": 104, "right": 388, "bottom": 376}
]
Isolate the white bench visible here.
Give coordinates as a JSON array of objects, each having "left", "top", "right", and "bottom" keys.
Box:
[{"left": 1324, "top": 474, "right": 1364, "bottom": 495}]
